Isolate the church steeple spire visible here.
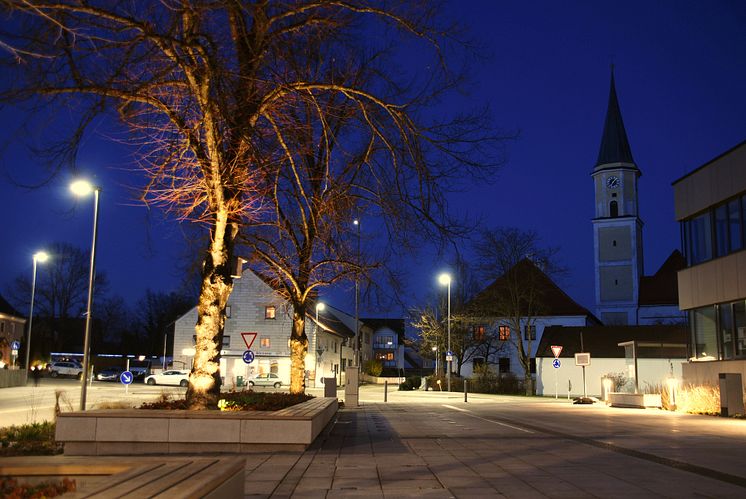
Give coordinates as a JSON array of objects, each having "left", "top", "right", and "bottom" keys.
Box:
[{"left": 595, "top": 68, "right": 637, "bottom": 170}]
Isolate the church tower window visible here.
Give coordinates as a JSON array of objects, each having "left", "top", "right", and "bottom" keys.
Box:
[{"left": 609, "top": 200, "right": 618, "bottom": 217}]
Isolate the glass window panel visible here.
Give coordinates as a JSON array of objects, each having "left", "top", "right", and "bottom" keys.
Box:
[
  {"left": 728, "top": 199, "right": 742, "bottom": 252},
  {"left": 689, "top": 212, "right": 712, "bottom": 264},
  {"left": 692, "top": 306, "right": 717, "bottom": 360},
  {"left": 681, "top": 220, "right": 691, "bottom": 266},
  {"left": 719, "top": 304, "right": 734, "bottom": 359},
  {"left": 734, "top": 301, "right": 746, "bottom": 357},
  {"left": 715, "top": 204, "right": 728, "bottom": 257}
]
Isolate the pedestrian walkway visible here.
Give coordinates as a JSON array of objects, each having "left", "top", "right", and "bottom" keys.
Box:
[{"left": 243, "top": 401, "right": 746, "bottom": 498}]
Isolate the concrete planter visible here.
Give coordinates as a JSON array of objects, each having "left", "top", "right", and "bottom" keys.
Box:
[
  {"left": 609, "top": 392, "right": 662, "bottom": 408},
  {"left": 56, "top": 396, "right": 337, "bottom": 455}
]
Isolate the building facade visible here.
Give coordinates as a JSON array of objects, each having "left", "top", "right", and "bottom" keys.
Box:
[
  {"left": 173, "top": 269, "right": 355, "bottom": 388},
  {"left": 674, "top": 140, "right": 746, "bottom": 383},
  {"left": 0, "top": 294, "right": 26, "bottom": 368}
]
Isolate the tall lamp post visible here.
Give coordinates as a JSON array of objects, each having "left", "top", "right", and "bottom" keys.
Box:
[
  {"left": 71, "top": 179, "right": 101, "bottom": 411},
  {"left": 24, "top": 251, "right": 49, "bottom": 378},
  {"left": 438, "top": 272, "right": 452, "bottom": 392},
  {"left": 431, "top": 345, "right": 437, "bottom": 375},
  {"left": 353, "top": 218, "right": 360, "bottom": 367},
  {"left": 315, "top": 302, "right": 325, "bottom": 386}
]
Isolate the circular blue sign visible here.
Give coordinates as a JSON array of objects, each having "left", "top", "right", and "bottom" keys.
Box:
[
  {"left": 120, "top": 371, "right": 133, "bottom": 385},
  {"left": 242, "top": 350, "right": 255, "bottom": 364},
  {"left": 552, "top": 359, "right": 561, "bottom": 369},
  {"left": 11, "top": 340, "right": 20, "bottom": 350}
]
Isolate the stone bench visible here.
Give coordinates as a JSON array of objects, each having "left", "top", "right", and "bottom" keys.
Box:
[
  {"left": 609, "top": 392, "right": 662, "bottom": 408},
  {"left": 0, "top": 456, "right": 244, "bottom": 498}
]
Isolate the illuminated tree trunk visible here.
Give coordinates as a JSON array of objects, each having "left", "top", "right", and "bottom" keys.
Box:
[
  {"left": 186, "top": 210, "right": 237, "bottom": 410},
  {"left": 289, "top": 305, "right": 308, "bottom": 395}
]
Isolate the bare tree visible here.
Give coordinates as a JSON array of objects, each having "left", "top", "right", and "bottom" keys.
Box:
[
  {"left": 468, "top": 227, "right": 563, "bottom": 395},
  {"left": 1, "top": 1, "right": 506, "bottom": 405}
]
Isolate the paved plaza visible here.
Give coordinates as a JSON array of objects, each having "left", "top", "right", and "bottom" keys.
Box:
[
  {"left": 2, "top": 384, "right": 746, "bottom": 497},
  {"left": 241, "top": 391, "right": 746, "bottom": 498}
]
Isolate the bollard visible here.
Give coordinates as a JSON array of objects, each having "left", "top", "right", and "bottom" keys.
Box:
[
  {"left": 384, "top": 380, "right": 388, "bottom": 402},
  {"left": 464, "top": 379, "right": 468, "bottom": 403}
]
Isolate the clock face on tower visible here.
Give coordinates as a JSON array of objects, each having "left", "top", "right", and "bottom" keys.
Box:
[{"left": 606, "top": 176, "right": 620, "bottom": 189}]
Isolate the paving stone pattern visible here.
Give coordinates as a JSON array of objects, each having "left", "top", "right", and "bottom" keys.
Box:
[{"left": 243, "top": 403, "right": 746, "bottom": 498}]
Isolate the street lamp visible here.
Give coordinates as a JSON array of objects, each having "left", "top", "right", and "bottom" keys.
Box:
[
  {"left": 24, "top": 251, "right": 49, "bottom": 378},
  {"left": 315, "top": 302, "right": 325, "bottom": 386},
  {"left": 431, "top": 345, "right": 438, "bottom": 375},
  {"left": 438, "top": 272, "right": 452, "bottom": 392},
  {"left": 71, "top": 179, "right": 101, "bottom": 411},
  {"left": 353, "top": 218, "right": 360, "bottom": 366}
]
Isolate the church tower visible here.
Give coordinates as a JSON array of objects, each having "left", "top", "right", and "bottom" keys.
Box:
[{"left": 592, "top": 70, "right": 644, "bottom": 325}]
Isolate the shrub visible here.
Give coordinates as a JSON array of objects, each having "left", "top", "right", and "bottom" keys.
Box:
[
  {"left": 0, "top": 422, "right": 62, "bottom": 456},
  {"left": 141, "top": 391, "right": 313, "bottom": 411},
  {"left": 398, "top": 376, "right": 422, "bottom": 391},
  {"left": 603, "top": 372, "right": 629, "bottom": 392},
  {"left": 364, "top": 359, "right": 383, "bottom": 377},
  {"left": 676, "top": 384, "right": 721, "bottom": 415},
  {"left": 466, "top": 365, "right": 525, "bottom": 395}
]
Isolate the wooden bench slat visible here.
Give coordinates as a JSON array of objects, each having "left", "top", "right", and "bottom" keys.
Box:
[
  {"left": 115, "top": 459, "right": 218, "bottom": 499},
  {"left": 65, "top": 463, "right": 168, "bottom": 498},
  {"left": 152, "top": 459, "right": 244, "bottom": 499}
]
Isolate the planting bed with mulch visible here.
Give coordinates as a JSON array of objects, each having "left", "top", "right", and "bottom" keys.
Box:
[{"left": 140, "top": 390, "right": 314, "bottom": 411}]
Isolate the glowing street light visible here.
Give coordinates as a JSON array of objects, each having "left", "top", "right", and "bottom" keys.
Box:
[
  {"left": 438, "top": 272, "right": 452, "bottom": 392},
  {"left": 71, "top": 179, "right": 101, "bottom": 411},
  {"left": 353, "top": 218, "right": 360, "bottom": 366},
  {"left": 24, "top": 250, "right": 49, "bottom": 378},
  {"left": 314, "top": 302, "right": 325, "bottom": 387}
]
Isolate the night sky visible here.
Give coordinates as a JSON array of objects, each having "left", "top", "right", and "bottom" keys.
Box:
[{"left": 1, "top": 1, "right": 745, "bottom": 317}]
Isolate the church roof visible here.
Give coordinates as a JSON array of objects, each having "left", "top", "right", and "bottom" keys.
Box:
[
  {"left": 595, "top": 70, "right": 638, "bottom": 170},
  {"left": 638, "top": 250, "right": 685, "bottom": 306},
  {"left": 465, "top": 259, "right": 599, "bottom": 321}
]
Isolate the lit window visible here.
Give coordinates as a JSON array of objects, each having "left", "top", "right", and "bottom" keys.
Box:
[
  {"left": 498, "top": 326, "right": 510, "bottom": 341},
  {"left": 260, "top": 338, "right": 270, "bottom": 348},
  {"left": 265, "top": 306, "right": 276, "bottom": 319},
  {"left": 474, "top": 325, "right": 485, "bottom": 341}
]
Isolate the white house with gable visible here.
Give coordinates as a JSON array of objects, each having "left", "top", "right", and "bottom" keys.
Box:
[{"left": 173, "top": 268, "right": 354, "bottom": 388}]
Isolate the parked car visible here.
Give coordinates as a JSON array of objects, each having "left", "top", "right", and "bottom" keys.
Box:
[
  {"left": 144, "top": 370, "right": 190, "bottom": 387},
  {"left": 47, "top": 361, "right": 83, "bottom": 379},
  {"left": 249, "top": 372, "right": 284, "bottom": 388},
  {"left": 129, "top": 366, "right": 149, "bottom": 382},
  {"left": 96, "top": 367, "right": 123, "bottom": 381}
]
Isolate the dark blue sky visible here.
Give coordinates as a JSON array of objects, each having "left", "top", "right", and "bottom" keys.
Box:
[{"left": 2, "top": 1, "right": 745, "bottom": 315}]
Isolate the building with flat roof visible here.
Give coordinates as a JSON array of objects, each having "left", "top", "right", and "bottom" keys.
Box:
[{"left": 673, "top": 140, "right": 746, "bottom": 385}]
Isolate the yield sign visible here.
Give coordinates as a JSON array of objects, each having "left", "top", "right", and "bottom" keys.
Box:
[
  {"left": 241, "top": 332, "right": 258, "bottom": 350},
  {"left": 551, "top": 345, "right": 563, "bottom": 358}
]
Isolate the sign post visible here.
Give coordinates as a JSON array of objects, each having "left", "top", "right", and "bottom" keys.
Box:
[
  {"left": 551, "top": 345, "right": 562, "bottom": 399},
  {"left": 574, "top": 352, "right": 591, "bottom": 398}
]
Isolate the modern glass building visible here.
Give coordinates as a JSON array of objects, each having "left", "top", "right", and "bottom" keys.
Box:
[{"left": 674, "top": 140, "right": 746, "bottom": 384}]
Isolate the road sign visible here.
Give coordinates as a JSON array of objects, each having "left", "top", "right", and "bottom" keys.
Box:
[
  {"left": 445, "top": 351, "right": 453, "bottom": 361},
  {"left": 11, "top": 341, "right": 20, "bottom": 350},
  {"left": 552, "top": 358, "right": 561, "bottom": 369},
  {"left": 241, "top": 332, "right": 258, "bottom": 350},
  {"left": 551, "top": 345, "right": 563, "bottom": 358},
  {"left": 242, "top": 350, "right": 255, "bottom": 364},
  {"left": 120, "top": 371, "right": 133, "bottom": 385},
  {"left": 575, "top": 352, "right": 591, "bottom": 366}
]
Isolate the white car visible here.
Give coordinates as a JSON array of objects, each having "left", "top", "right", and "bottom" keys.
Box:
[
  {"left": 47, "top": 361, "right": 83, "bottom": 379},
  {"left": 144, "top": 370, "right": 190, "bottom": 387},
  {"left": 249, "top": 372, "right": 284, "bottom": 388}
]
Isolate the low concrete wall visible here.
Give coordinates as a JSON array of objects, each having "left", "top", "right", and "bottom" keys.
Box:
[
  {"left": 56, "top": 397, "right": 338, "bottom": 455},
  {"left": 682, "top": 359, "right": 746, "bottom": 387},
  {"left": 0, "top": 369, "right": 26, "bottom": 388},
  {"left": 361, "top": 374, "right": 404, "bottom": 384}
]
